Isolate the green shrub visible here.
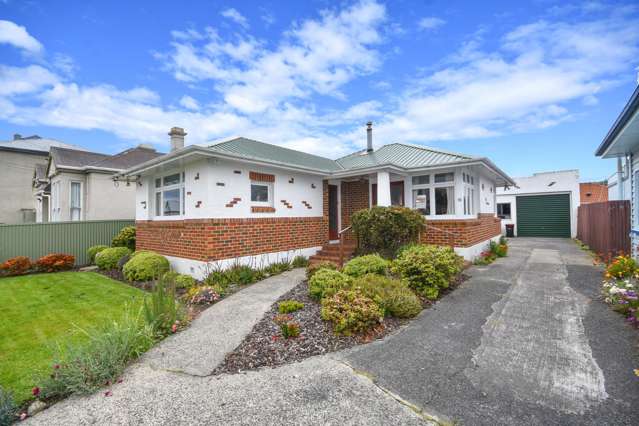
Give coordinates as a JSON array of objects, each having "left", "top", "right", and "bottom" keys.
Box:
[
  {"left": 0, "top": 386, "right": 16, "bottom": 426},
  {"left": 263, "top": 260, "right": 292, "bottom": 276},
  {"left": 343, "top": 254, "right": 389, "bottom": 278},
  {"left": 95, "top": 247, "right": 131, "bottom": 270},
  {"left": 490, "top": 240, "right": 508, "bottom": 257},
  {"left": 292, "top": 255, "right": 309, "bottom": 268},
  {"left": 87, "top": 245, "right": 108, "bottom": 264},
  {"left": 321, "top": 289, "right": 383, "bottom": 335},
  {"left": 391, "top": 244, "right": 463, "bottom": 300},
  {"left": 143, "top": 278, "right": 185, "bottom": 338},
  {"left": 112, "top": 226, "right": 136, "bottom": 251},
  {"left": 352, "top": 274, "right": 422, "bottom": 318},
  {"left": 351, "top": 206, "right": 425, "bottom": 258},
  {"left": 305, "top": 261, "right": 338, "bottom": 280},
  {"left": 38, "top": 308, "right": 154, "bottom": 400},
  {"left": 123, "top": 251, "right": 170, "bottom": 281},
  {"left": 308, "top": 269, "right": 351, "bottom": 300},
  {"left": 163, "top": 271, "right": 196, "bottom": 289},
  {"left": 205, "top": 264, "right": 264, "bottom": 288},
  {"left": 278, "top": 300, "right": 304, "bottom": 313}
]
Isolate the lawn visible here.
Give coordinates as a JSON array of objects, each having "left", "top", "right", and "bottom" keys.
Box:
[{"left": 0, "top": 272, "right": 145, "bottom": 404}]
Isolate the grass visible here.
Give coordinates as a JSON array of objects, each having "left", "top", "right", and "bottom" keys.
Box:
[{"left": 0, "top": 272, "right": 145, "bottom": 404}]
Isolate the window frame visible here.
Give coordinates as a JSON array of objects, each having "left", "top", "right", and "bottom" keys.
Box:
[
  {"left": 410, "top": 171, "right": 456, "bottom": 216},
  {"left": 69, "top": 180, "right": 82, "bottom": 221},
  {"left": 497, "top": 202, "right": 512, "bottom": 219},
  {"left": 153, "top": 171, "right": 185, "bottom": 218},
  {"left": 250, "top": 181, "right": 274, "bottom": 207}
]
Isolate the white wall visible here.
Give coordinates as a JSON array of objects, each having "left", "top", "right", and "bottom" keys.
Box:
[
  {"left": 0, "top": 150, "right": 46, "bottom": 224},
  {"left": 85, "top": 173, "right": 136, "bottom": 220},
  {"left": 496, "top": 170, "right": 580, "bottom": 237},
  {"left": 607, "top": 171, "right": 631, "bottom": 201},
  {"left": 137, "top": 158, "right": 325, "bottom": 220}
]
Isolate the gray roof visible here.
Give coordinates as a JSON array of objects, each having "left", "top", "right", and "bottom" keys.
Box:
[
  {"left": 0, "top": 135, "right": 85, "bottom": 154},
  {"left": 51, "top": 145, "right": 163, "bottom": 172},
  {"left": 336, "top": 143, "right": 474, "bottom": 170},
  {"left": 209, "top": 137, "right": 343, "bottom": 172}
]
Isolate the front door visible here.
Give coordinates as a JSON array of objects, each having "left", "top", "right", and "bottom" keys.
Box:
[{"left": 329, "top": 184, "right": 338, "bottom": 240}]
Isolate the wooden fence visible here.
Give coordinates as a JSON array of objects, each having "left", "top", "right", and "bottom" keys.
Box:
[
  {"left": 577, "top": 201, "right": 630, "bottom": 258},
  {"left": 0, "top": 220, "right": 134, "bottom": 266}
]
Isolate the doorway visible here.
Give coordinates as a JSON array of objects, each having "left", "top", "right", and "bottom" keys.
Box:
[{"left": 328, "top": 184, "right": 338, "bottom": 240}]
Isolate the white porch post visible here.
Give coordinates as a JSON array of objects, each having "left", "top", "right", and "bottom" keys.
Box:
[{"left": 376, "top": 170, "right": 391, "bottom": 206}]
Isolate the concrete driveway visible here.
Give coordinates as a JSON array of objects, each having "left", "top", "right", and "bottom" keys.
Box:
[
  {"left": 343, "top": 238, "right": 639, "bottom": 425},
  {"left": 27, "top": 238, "right": 639, "bottom": 425}
]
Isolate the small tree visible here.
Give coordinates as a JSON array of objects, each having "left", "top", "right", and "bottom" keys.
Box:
[
  {"left": 112, "top": 226, "right": 136, "bottom": 251},
  {"left": 351, "top": 206, "right": 424, "bottom": 258}
]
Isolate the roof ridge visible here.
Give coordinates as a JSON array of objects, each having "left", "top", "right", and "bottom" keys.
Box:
[
  {"left": 212, "top": 136, "right": 339, "bottom": 162},
  {"left": 385, "top": 142, "right": 475, "bottom": 159}
]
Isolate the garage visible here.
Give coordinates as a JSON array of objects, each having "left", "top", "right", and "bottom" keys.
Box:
[{"left": 516, "top": 194, "right": 571, "bottom": 237}]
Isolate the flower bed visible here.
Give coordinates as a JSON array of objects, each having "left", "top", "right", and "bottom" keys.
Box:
[{"left": 602, "top": 255, "right": 639, "bottom": 328}]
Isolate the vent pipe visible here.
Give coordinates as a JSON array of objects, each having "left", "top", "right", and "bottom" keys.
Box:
[{"left": 366, "top": 121, "right": 373, "bottom": 152}]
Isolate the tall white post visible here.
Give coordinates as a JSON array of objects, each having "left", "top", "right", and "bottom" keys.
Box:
[{"left": 377, "top": 170, "right": 391, "bottom": 207}]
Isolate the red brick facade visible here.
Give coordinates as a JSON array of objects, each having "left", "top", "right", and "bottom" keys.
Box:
[
  {"left": 340, "top": 180, "right": 370, "bottom": 242},
  {"left": 420, "top": 214, "right": 501, "bottom": 247}
]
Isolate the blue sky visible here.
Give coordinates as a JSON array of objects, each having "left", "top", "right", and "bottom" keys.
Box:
[{"left": 1, "top": 0, "right": 638, "bottom": 181}]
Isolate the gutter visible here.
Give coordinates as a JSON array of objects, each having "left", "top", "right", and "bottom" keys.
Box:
[{"left": 595, "top": 84, "right": 639, "bottom": 157}]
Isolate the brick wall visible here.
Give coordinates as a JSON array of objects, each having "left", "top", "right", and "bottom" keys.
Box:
[
  {"left": 136, "top": 181, "right": 330, "bottom": 262},
  {"left": 420, "top": 214, "right": 501, "bottom": 247}
]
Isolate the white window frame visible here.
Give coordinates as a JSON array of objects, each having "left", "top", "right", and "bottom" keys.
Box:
[
  {"left": 51, "top": 180, "right": 60, "bottom": 222},
  {"left": 153, "top": 171, "right": 185, "bottom": 218},
  {"left": 250, "top": 181, "right": 274, "bottom": 207},
  {"left": 69, "top": 180, "right": 83, "bottom": 221},
  {"left": 411, "top": 172, "right": 456, "bottom": 217}
]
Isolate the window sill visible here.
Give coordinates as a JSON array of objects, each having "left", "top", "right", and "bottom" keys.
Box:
[{"left": 251, "top": 206, "right": 276, "bottom": 213}]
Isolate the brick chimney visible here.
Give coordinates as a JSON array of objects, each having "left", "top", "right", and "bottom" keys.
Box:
[{"left": 168, "top": 127, "right": 186, "bottom": 152}]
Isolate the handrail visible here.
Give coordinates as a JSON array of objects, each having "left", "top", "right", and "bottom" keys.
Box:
[
  {"left": 338, "top": 226, "right": 353, "bottom": 266},
  {"left": 423, "top": 223, "right": 462, "bottom": 247},
  {"left": 338, "top": 225, "right": 352, "bottom": 235}
]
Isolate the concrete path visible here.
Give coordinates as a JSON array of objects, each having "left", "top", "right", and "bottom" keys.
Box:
[
  {"left": 143, "top": 268, "right": 304, "bottom": 376},
  {"left": 343, "top": 238, "right": 639, "bottom": 425}
]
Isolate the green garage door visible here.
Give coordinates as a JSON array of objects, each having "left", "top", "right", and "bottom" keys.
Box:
[{"left": 516, "top": 194, "right": 571, "bottom": 237}]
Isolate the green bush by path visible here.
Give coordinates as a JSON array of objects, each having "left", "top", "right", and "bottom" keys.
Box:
[
  {"left": 342, "top": 254, "right": 389, "bottom": 278},
  {"left": 87, "top": 245, "right": 108, "bottom": 264},
  {"left": 321, "top": 289, "right": 383, "bottom": 335},
  {"left": 95, "top": 247, "right": 131, "bottom": 271},
  {"left": 308, "top": 269, "right": 351, "bottom": 300},
  {"left": 305, "top": 261, "right": 338, "bottom": 280},
  {"left": 123, "top": 251, "right": 170, "bottom": 281},
  {"left": 351, "top": 274, "right": 422, "bottom": 318},
  {"left": 278, "top": 300, "right": 304, "bottom": 314}
]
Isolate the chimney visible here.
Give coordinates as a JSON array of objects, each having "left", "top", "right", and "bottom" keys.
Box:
[
  {"left": 366, "top": 121, "right": 373, "bottom": 152},
  {"left": 13, "top": 133, "right": 22, "bottom": 140},
  {"left": 168, "top": 127, "right": 186, "bottom": 152}
]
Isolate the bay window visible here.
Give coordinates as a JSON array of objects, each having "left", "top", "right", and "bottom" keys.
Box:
[
  {"left": 154, "top": 172, "right": 185, "bottom": 217},
  {"left": 411, "top": 172, "right": 455, "bottom": 216}
]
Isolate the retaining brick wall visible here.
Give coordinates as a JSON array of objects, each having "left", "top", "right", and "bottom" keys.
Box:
[{"left": 420, "top": 214, "right": 501, "bottom": 247}]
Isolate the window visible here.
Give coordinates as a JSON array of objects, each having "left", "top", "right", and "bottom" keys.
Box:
[
  {"left": 635, "top": 171, "right": 639, "bottom": 225},
  {"left": 497, "top": 203, "right": 511, "bottom": 219},
  {"left": 70, "top": 182, "right": 82, "bottom": 221},
  {"left": 51, "top": 181, "right": 60, "bottom": 221},
  {"left": 412, "top": 188, "right": 430, "bottom": 214},
  {"left": 434, "top": 172, "right": 454, "bottom": 183},
  {"left": 251, "top": 181, "right": 272, "bottom": 205},
  {"left": 412, "top": 175, "right": 430, "bottom": 185},
  {"left": 435, "top": 187, "right": 454, "bottom": 215},
  {"left": 154, "top": 172, "right": 185, "bottom": 217}
]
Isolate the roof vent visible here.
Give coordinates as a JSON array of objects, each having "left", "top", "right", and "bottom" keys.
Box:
[{"left": 366, "top": 121, "right": 373, "bottom": 152}]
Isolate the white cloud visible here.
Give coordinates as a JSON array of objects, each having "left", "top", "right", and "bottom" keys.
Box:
[
  {"left": 179, "top": 95, "right": 199, "bottom": 110},
  {"left": 261, "top": 12, "right": 275, "bottom": 27},
  {"left": 418, "top": 17, "right": 446, "bottom": 31},
  {"left": 0, "top": 20, "right": 43, "bottom": 53},
  {"left": 0, "top": 64, "right": 58, "bottom": 96},
  {"left": 221, "top": 8, "right": 249, "bottom": 29}
]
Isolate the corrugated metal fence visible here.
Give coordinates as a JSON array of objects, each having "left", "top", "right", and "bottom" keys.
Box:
[
  {"left": 577, "top": 201, "right": 630, "bottom": 259},
  {"left": 0, "top": 220, "right": 134, "bottom": 266}
]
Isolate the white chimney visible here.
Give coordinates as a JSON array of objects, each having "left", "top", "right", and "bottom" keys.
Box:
[
  {"left": 169, "top": 127, "right": 186, "bottom": 152},
  {"left": 366, "top": 121, "right": 373, "bottom": 152}
]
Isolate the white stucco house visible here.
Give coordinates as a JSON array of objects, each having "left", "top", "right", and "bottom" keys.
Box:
[
  {"left": 118, "top": 125, "right": 515, "bottom": 278},
  {"left": 496, "top": 170, "right": 580, "bottom": 238}
]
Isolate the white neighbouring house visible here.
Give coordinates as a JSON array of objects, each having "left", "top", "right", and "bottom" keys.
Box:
[
  {"left": 496, "top": 170, "right": 580, "bottom": 238},
  {"left": 118, "top": 125, "right": 515, "bottom": 279}
]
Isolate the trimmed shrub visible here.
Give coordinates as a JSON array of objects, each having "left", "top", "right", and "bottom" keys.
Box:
[
  {"left": 352, "top": 274, "right": 422, "bottom": 318},
  {"left": 143, "top": 278, "right": 185, "bottom": 338},
  {"left": 351, "top": 206, "right": 425, "bottom": 258},
  {"left": 292, "top": 255, "right": 309, "bottom": 268},
  {"left": 95, "top": 247, "right": 131, "bottom": 271},
  {"left": 0, "top": 386, "right": 16, "bottom": 426},
  {"left": 278, "top": 300, "right": 304, "bottom": 313},
  {"left": 38, "top": 308, "right": 154, "bottom": 400},
  {"left": 112, "top": 226, "right": 136, "bottom": 251},
  {"left": 87, "top": 245, "right": 108, "bottom": 264},
  {"left": 391, "top": 244, "right": 463, "bottom": 300},
  {"left": 343, "top": 254, "right": 389, "bottom": 278},
  {"left": 308, "top": 269, "right": 351, "bottom": 300},
  {"left": 163, "top": 271, "right": 196, "bottom": 289},
  {"left": 321, "top": 289, "right": 383, "bottom": 335},
  {"left": 305, "top": 261, "right": 338, "bottom": 280},
  {"left": 35, "top": 253, "right": 75, "bottom": 272},
  {"left": 0, "top": 256, "right": 31, "bottom": 276},
  {"left": 123, "top": 251, "right": 170, "bottom": 281}
]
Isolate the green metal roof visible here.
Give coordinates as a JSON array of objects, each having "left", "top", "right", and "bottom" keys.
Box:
[
  {"left": 336, "top": 143, "right": 474, "bottom": 170},
  {"left": 209, "top": 137, "right": 343, "bottom": 172}
]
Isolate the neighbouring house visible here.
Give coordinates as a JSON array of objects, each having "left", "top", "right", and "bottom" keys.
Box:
[
  {"left": 580, "top": 182, "right": 608, "bottom": 204},
  {"left": 43, "top": 144, "right": 163, "bottom": 222},
  {"left": 595, "top": 84, "right": 639, "bottom": 257},
  {"left": 118, "top": 125, "right": 514, "bottom": 278},
  {"left": 0, "top": 134, "right": 85, "bottom": 224},
  {"left": 496, "top": 170, "right": 580, "bottom": 238}
]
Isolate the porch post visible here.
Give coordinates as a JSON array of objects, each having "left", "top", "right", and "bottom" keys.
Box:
[{"left": 376, "top": 170, "right": 391, "bottom": 206}]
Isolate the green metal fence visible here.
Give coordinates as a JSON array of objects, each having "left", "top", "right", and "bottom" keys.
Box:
[{"left": 0, "top": 220, "right": 134, "bottom": 266}]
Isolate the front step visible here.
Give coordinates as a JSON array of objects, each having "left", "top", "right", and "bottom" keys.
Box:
[{"left": 309, "top": 242, "right": 357, "bottom": 266}]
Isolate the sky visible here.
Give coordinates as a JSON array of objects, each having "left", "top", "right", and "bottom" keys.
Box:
[{"left": 1, "top": 0, "right": 638, "bottom": 182}]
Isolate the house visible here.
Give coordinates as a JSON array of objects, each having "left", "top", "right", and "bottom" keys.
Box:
[
  {"left": 118, "top": 125, "right": 514, "bottom": 278},
  {"left": 0, "top": 134, "right": 85, "bottom": 224},
  {"left": 42, "top": 144, "right": 162, "bottom": 222},
  {"left": 580, "top": 182, "right": 608, "bottom": 204},
  {"left": 496, "top": 170, "right": 580, "bottom": 238},
  {"left": 595, "top": 84, "right": 639, "bottom": 257}
]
